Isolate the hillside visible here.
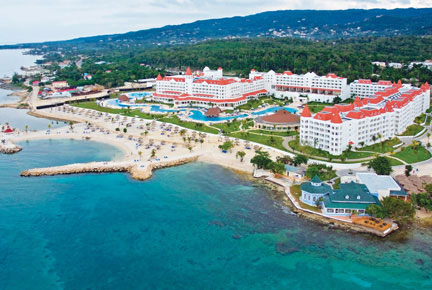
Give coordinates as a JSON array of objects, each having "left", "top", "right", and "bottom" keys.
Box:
[{"left": 2, "top": 8, "right": 432, "bottom": 50}]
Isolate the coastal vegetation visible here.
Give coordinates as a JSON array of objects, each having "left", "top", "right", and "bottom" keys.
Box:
[
  {"left": 305, "top": 164, "right": 336, "bottom": 181},
  {"left": 411, "top": 184, "right": 432, "bottom": 211},
  {"left": 368, "top": 157, "right": 393, "bottom": 175},
  {"left": 366, "top": 197, "right": 415, "bottom": 224}
]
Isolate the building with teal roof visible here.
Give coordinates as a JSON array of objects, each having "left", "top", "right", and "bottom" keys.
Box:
[
  {"left": 300, "top": 175, "right": 332, "bottom": 206},
  {"left": 321, "top": 182, "right": 380, "bottom": 216}
]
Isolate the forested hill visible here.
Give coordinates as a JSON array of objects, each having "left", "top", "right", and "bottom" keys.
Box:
[{"left": 2, "top": 8, "right": 432, "bottom": 50}]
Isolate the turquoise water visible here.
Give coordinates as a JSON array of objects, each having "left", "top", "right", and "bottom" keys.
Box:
[
  {"left": 251, "top": 107, "right": 298, "bottom": 116},
  {"left": 0, "top": 108, "right": 67, "bottom": 131},
  {"left": 188, "top": 110, "right": 249, "bottom": 122},
  {"left": 150, "top": 105, "right": 185, "bottom": 113},
  {"left": 1, "top": 139, "right": 432, "bottom": 289}
]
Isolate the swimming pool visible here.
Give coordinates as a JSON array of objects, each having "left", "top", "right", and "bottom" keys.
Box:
[
  {"left": 251, "top": 107, "right": 298, "bottom": 116},
  {"left": 105, "top": 99, "right": 147, "bottom": 108},
  {"left": 150, "top": 105, "right": 186, "bottom": 113},
  {"left": 129, "top": 92, "right": 152, "bottom": 99},
  {"left": 188, "top": 110, "right": 249, "bottom": 122}
]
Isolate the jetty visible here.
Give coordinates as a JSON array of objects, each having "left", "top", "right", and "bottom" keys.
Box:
[
  {"left": 20, "top": 154, "right": 200, "bottom": 181},
  {"left": 0, "top": 139, "right": 22, "bottom": 154}
]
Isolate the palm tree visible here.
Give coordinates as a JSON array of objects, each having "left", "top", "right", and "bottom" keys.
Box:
[
  {"left": 236, "top": 151, "right": 246, "bottom": 162},
  {"left": 180, "top": 129, "right": 186, "bottom": 136},
  {"left": 427, "top": 132, "right": 431, "bottom": 143},
  {"left": 151, "top": 149, "right": 156, "bottom": 158},
  {"left": 188, "top": 146, "right": 193, "bottom": 152},
  {"left": 138, "top": 151, "right": 142, "bottom": 160},
  {"left": 25, "top": 125, "right": 29, "bottom": 133}
]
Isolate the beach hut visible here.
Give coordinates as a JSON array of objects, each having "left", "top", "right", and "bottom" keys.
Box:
[
  {"left": 205, "top": 107, "right": 222, "bottom": 118},
  {"left": 118, "top": 95, "right": 130, "bottom": 102},
  {"left": 2, "top": 126, "right": 14, "bottom": 134}
]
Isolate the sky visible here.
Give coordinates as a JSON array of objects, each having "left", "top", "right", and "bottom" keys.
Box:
[{"left": 0, "top": 0, "right": 430, "bottom": 44}]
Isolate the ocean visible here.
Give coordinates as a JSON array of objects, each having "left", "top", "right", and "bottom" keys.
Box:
[
  {"left": 0, "top": 139, "right": 431, "bottom": 289},
  {"left": 0, "top": 49, "right": 41, "bottom": 105}
]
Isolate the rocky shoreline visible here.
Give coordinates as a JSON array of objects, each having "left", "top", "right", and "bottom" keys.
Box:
[{"left": 0, "top": 145, "right": 22, "bottom": 154}]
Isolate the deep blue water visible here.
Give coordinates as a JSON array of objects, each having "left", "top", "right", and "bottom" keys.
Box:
[{"left": 0, "top": 139, "right": 432, "bottom": 289}]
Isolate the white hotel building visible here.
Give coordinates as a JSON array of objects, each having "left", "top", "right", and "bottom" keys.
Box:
[
  {"left": 153, "top": 67, "right": 266, "bottom": 109},
  {"left": 300, "top": 81, "right": 430, "bottom": 155},
  {"left": 349, "top": 79, "right": 394, "bottom": 98},
  {"left": 250, "top": 70, "right": 350, "bottom": 103}
]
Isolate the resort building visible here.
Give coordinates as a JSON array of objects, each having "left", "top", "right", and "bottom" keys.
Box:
[
  {"left": 349, "top": 79, "right": 394, "bottom": 98},
  {"left": 52, "top": 81, "right": 68, "bottom": 89},
  {"left": 342, "top": 172, "right": 408, "bottom": 201},
  {"left": 321, "top": 182, "right": 379, "bottom": 216},
  {"left": 153, "top": 67, "right": 267, "bottom": 109},
  {"left": 285, "top": 165, "right": 305, "bottom": 182},
  {"left": 300, "top": 175, "right": 332, "bottom": 206},
  {"left": 300, "top": 176, "right": 381, "bottom": 216},
  {"left": 250, "top": 70, "right": 350, "bottom": 103},
  {"left": 253, "top": 109, "right": 300, "bottom": 131},
  {"left": 300, "top": 81, "right": 430, "bottom": 155}
]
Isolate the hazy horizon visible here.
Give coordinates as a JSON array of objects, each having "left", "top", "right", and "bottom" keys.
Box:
[{"left": 1, "top": 1, "right": 430, "bottom": 45}]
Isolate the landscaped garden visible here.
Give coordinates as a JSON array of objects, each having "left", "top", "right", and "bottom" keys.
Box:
[
  {"left": 248, "top": 129, "right": 298, "bottom": 137},
  {"left": 392, "top": 143, "right": 432, "bottom": 163},
  {"left": 357, "top": 138, "right": 402, "bottom": 153},
  {"left": 399, "top": 124, "right": 425, "bottom": 136},
  {"left": 288, "top": 139, "right": 374, "bottom": 161}
]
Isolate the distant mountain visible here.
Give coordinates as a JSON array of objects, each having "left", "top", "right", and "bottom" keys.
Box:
[{"left": 3, "top": 8, "right": 432, "bottom": 50}]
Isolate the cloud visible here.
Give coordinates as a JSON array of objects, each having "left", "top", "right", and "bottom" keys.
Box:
[{"left": 0, "top": 0, "right": 429, "bottom": 44}]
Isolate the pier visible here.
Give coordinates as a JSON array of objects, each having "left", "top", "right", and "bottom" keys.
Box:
[{"left": 20, "top": 154, "right": 200, "bottom": 181}]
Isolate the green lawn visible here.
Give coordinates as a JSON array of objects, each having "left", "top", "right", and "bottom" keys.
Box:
[
  {"left": 213, "top": 119, "right": 254, "bottom": 134},
  {"left": 248, "top": 129, "right": 298, "bottom": 137},
  {"left": 74, "top": 101, "right": 155, "bottom": 119},
  {"left": 392, "top": 145, "right": 432, "bottom": 164},
  {"left": 229, "top": 132, "right": 286, "bottom": 151},
  {"left": 288, "top": 139, "right": 373, "bottom": 160},
  {"left": 357, "top": 138, "right": 402, "bottom": 153},
  {"left": 73, "top": 101, "right": 219, "bottom": 134},
  {"left": 399, "top": 124, "right": 425, "bottom": 136},
  {"left": 290, "top": 185, "right": 320, "bottom": 212},
  {"left": 385, "top": 157, "right": 404, "bottom": 166}
]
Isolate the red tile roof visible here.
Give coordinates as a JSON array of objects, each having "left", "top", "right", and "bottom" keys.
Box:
[
  {"left": 301, "top": 105, "right": 312, "bottom": 117},
  {"left": 260, "top": 110, "right": 300, "bottom": 124}
]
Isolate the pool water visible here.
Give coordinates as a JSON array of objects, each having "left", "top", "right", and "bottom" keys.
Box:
[
  {"left": 251, "top": 107, "right": 298, "bottom": 116},
  {"left": 150, "top": 105, "right": 186, "bottom": 113},
  {"left": 188, "top": 110, "right": 249, "bottom": 122}
]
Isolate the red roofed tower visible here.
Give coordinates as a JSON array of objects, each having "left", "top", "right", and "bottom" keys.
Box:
[
  {"left": 425, "top": 82, "right": 430, "bottom": 90},
  {"left": 185, "top": 67, "right": 192, "bottom": 76},
  {"left": 354, "top": 96, "right": 363, "bottom": 108},
  {"left": 156, "top": 74, "right": 162, "bottom": 81},
  {"left": 331, "top": 113, "right": 343, "bottom": 124},
  {"left": 301, "top": 105, "right": 312, "bottom": 117}
]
